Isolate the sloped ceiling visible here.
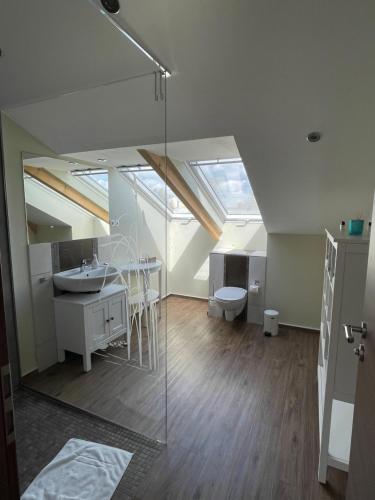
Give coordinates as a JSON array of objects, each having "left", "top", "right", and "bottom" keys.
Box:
[
  {"left": 2, "top": 0, "right": 375, "bottom": 233},
  {"left": 0, "top": 0, "right": 155, "bottom": 108}
]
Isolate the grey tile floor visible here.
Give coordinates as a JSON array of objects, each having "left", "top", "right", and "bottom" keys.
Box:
[{"left": 14, "top": 388, "right": 163, "bottom": 499}]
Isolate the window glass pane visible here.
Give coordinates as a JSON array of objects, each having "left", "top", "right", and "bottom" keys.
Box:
[
  {"left": 81, "top": 173, "right": 108, "bottom": 192},
  {"left": 134, "top": 169, "right": 191, "bottom": 215},
  {"left": 197, "top": 161, "right": 260, "bottom": 215}
]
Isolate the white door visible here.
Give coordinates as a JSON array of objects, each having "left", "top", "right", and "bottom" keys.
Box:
[
  {"left": 108, "top": 293, "right": 127, "bottom": 339},
  {"left": 88, "top": 301, "right": 109, "bottom": 349}
]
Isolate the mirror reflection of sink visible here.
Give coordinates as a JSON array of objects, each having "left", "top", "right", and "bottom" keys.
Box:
[{"left": 53, "top": 265, "right": 119, "bottom": 293}]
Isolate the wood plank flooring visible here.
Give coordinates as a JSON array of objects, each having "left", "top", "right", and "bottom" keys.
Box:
[
  {"left": 138, "top": 297, "right": 347, "bottom": 499},
  {"left": 24, "top": 296, "right": 346, "bottom": 499}
]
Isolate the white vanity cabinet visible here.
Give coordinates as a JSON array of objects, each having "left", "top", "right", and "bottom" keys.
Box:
[
  {"left": 318, "top": 229, "right": 369, "bottom": 483},
  {"left": 54, "top": 284, "right": 128, "bottom": 372}
]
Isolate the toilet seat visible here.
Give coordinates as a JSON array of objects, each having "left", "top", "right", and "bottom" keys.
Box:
[{"left": 214, "top": 287, "right": 247, "bottom": 302}]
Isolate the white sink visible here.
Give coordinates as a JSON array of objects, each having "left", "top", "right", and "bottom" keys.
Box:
[{"left": 53, "top": 265, "right": 119, "bottom": 293}]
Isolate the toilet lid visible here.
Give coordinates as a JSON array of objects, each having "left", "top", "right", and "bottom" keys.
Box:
[{"left": 214, "top": 287, "right": 247, "bottom": 301}]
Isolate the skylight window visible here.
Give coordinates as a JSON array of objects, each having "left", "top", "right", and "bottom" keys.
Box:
[
  {"left": 120, "top": 167, "right": 192, "bottom": 218},
  {"left": 86, "top": 173, "right": 108, "bottom": 191},
  {"left": 71, "top": 169, "right": 108, "bottom": 192},
  {"left": 191, "top": 159, "right": 261, "bottom": 219}
]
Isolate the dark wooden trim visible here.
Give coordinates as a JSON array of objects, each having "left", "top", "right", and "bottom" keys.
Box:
[{"left": 0, "top": 115, "right": 20, "bottom": 499}]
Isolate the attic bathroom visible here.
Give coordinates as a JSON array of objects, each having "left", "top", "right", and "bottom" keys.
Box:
[
  {"left": 16, "top": 126, "right": 269, "bottom": 441},
  {"left": 3, "top": 1, "right": 363, "bottom": 497},
  {"left": 0, "top": 17, "right": 338, "bottom": 493}
]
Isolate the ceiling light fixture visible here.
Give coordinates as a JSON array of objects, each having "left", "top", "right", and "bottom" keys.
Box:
[
  {"left": 306, "top": 132, "right": 321, "bottom": 143},
  {"left": 100, "top": 0, "right": 120, "bottom": 14},
  {"left": 88, "top": 0, "right": 171, "bottom": 77}
]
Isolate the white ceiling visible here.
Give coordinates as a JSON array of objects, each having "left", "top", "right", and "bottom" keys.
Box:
[
  {"left": 25, "top": 136, "right": 239, "bottom": 170},
  {"left": 0, "top": 0, "right": 154, "bottom": 108},
  {"left": 64, "top": 136, "right": 239, "bottom": 167},
  {"left": 3, "top": 0, "right": 375, "bottom": 233}
]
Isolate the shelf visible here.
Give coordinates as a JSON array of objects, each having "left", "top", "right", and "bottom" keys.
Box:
[
  {"left": 319, "top": 229, "right": 369, "bottom": 481},
  {"left": 327, "top": 399, "right": 354, "bottom": 472},
  {"left": 325, "top": 228, "right": 370, "bottom": 244}
]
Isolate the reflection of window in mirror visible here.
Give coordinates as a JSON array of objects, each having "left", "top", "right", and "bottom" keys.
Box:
[{"left": 22, "top": 153, "right": 109, "bottom": 244}]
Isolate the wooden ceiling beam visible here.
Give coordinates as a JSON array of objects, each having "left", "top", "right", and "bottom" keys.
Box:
[
  {"left": 137, "top": 149, "right": 222, "bottom": 240},
  {"left": 24, "top": 165, "right": 109, "bottom": 223}
]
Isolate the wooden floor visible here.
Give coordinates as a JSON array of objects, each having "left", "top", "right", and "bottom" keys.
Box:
[
  {"left": 138, "top": 297, "right": 347, "bottom": 500},
  {"left": 24, "top": 296, "right": 347, "bottom": 499}
]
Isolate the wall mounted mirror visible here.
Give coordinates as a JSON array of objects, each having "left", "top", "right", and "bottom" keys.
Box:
[{"left": 23, "top": 153, "right": 110, "bottom": 244}]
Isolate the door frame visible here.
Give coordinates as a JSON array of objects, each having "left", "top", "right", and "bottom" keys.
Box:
[{"left": 0, "top": 115, "right": 20, "bottom": 498}]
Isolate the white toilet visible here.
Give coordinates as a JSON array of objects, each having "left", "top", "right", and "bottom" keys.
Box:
[{"left": 214, "top": 286, "right": 248, "bottom": 321}]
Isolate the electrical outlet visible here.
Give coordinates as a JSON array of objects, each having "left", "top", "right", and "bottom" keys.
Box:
[{"left": 110, "top": 219, "right": 120, "bottom": 227}]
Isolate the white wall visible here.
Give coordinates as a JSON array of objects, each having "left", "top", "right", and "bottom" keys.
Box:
[
  {"left": 1, "top": 113, "right": 55, "bottom": 375},
  {"left": 265, "top": 234, "right": 325, "bottom": 329},
  {"left": 28, "top": 225, "right": 72, "bottom": 244},
  {"left": 168, "top": 220, "right": 267, "bottom": 298}
]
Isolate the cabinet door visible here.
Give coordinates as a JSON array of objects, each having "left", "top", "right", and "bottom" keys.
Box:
[
  {"left": 87, "top": 301, "right": 109, "bottom": 349},
  {"left": 108, "top": 293, "right": 127, "bottom": 339}
]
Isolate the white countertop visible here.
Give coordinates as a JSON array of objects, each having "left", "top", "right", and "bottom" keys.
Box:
[{"left": 53, "top": 284, "right": 127, "bottom": 306}]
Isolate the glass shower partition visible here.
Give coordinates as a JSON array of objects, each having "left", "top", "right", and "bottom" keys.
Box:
[{"left": 8, "top": 70, "right": 168, "bottom": 445}]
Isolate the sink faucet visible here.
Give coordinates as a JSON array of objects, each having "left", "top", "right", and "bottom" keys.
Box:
[{"left": 80, "top": 258, "right": 88, "bottom": 272}]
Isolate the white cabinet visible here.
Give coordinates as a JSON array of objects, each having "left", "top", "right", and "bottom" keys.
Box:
[
  {"left": 247, "top": 251, "right": 267, "bottom": 324},
  {"left": 28, "top": 243, "right": 57, "bottom": 371},
  {"left": 54, "top": 284, "right": 128, "bottom": 372},
  {"left": 318, "top": 230, "right": 369, "bottom": 483},
  {"left": 30, "top": 273, "right": 57, "bottom": 371}
]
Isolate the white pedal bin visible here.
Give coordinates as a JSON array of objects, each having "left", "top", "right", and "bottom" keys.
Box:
[{"left": 263, "top": 309, "right": 279, "bottom": 336}]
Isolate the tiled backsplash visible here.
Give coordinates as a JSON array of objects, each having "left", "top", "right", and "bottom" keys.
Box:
[{"left": 52, "top": 238, "right": 98, "bottom": 273}]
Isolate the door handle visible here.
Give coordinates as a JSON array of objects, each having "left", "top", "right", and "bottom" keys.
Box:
[
  {"left": 343, "top": 322, "right": 367, "bottom": 343},
  {"left": 354, "top": 343, "right": 365, "bottom": 362}
]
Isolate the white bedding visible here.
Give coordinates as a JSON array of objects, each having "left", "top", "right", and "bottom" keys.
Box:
[{"left": 21, "top": 438, "right": 133, "bottom": 500}]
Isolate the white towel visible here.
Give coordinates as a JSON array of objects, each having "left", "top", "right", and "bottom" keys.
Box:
[{"left": 21, "top": 438, "right": 133, "bottom": 500}]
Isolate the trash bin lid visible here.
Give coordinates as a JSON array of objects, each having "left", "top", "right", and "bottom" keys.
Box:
[{"left": 264, "top": 309, "right": 279, "bottom": 317}]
